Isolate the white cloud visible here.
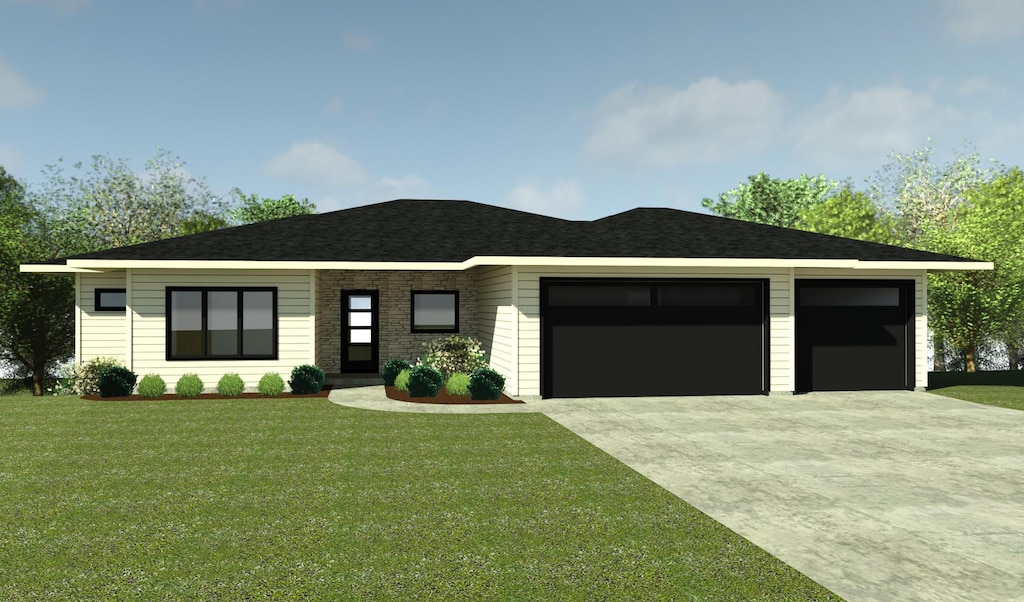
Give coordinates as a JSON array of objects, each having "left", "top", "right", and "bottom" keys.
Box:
[
  {"left": 582, "top": 77, "right": 786, "bottom": 168},
  {"left": 955, "top": 76, "right": 1006, "bottom": 98},
  {"left": 943, "top": 0, "right": 1024, "bottom": 42},
  {"left": 324, "top": 97, "right": 344, "bottom": 114},
  {"left": 264, "top": 141, "right": 370, "bottom": 188},
  {"left": 342, "top": 32, "right": 376, "bottom": 51},
  {"left": 0, "top": 57, "right": 46, "bottom": 108},
  {"left": 791, "top": 85, "right": 960, "bottom": 170},
  {"left": 0, "top": 145, "right": 23, "bottom": 173},
  {"left": 11, "top": 0, "right": 89, "bottom": 13},
  {"left": 379, "top": 174, "right": 430, "bottom": 198},
  {"left": 505, "top": 179, "right": 584, "bottom": 218}
]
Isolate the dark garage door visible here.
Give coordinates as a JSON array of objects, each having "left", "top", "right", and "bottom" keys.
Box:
[
  {"left": 541, "top": 279, "right": 768, "bottom": 398},
  {"left": 796, "top": 280, "right": 913, "bottom": 392}
]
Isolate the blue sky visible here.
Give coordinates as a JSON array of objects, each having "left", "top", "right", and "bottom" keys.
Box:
[{"left": 2, "top": 0, "right": 1023, "bottom": 220}]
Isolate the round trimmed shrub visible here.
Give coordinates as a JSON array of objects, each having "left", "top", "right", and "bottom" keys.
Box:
[
  {"left": 289, "top": 364, "right": 326, "bottom": 395},
  {"left": 217, "top": 373, "right": 245, "bottom": 397},
  {"left": 258, "top": 372, "right": 285, "bottom": 396},
  {"left": 97, "top": 366, "right": 138, "bottom": 398},
  {"left": 176, "top": 373, "right": 204, "bottom": 398},
  {"left": 468, "top": 367, "right": 506, "bottom": 401},
  {"left": 137, "top": 374, "right": 167, "bottom": 398},
  {"left": 381, "top": 358, "right": 412, "bottom": 386},
  {"left": 407, "top": 365, "right": 445, "bottom": 398},
  {"left": 393, "top": 368, "right": 412, "bottom": 392},
  {"left": 445, "top": 372, "right": 471, "bottom": 396}
]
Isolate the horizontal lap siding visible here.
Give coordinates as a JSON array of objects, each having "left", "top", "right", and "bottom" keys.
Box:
[
  {"left": 80, "top": 272, "right": 127, "bottom": 362},
  {"left": 513, "top": 266, "right": 789, "bottom": 398},
  {"left": 474, "top": 266, "right": 517, "bottom": 396},
  {"left": 129, "top": 270, "right": 315, "bottom": 392}
]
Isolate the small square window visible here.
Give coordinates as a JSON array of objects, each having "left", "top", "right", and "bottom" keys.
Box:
[
  {"left": 95, "top": 289, "right": 126, "bottom": 312},
  {"left": 411, "top": 291, "right": 458, "bottom": 333}
]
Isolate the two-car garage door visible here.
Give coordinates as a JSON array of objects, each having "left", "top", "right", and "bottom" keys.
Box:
[{"left": 540, "top": 278, "right": 914, "bottom": 398}]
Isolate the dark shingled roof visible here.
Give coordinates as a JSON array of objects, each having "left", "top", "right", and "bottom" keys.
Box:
[{"left": 55, "top": 199, "right": 975, "bottom": 264}]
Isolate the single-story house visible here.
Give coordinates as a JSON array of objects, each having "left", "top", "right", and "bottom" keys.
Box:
[{"left": 22, "top": 199, "right": 991, "bottom": 399}]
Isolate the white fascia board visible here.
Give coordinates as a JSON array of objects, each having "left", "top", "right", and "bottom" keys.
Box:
[{"left": 19, "top": 264, "right": 104, "bottom": 273}]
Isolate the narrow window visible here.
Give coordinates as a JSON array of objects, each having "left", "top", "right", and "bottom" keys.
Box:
[
  {"left": 411, "top": 291, "right": 459, "bottom": 333},
  {"left": 95, "top": 288, "right": 127, "bottom": 312}
]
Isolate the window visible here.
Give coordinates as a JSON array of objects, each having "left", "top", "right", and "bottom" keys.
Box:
[
  {"left": 95, "top": 288, "right": 126, "bottom": 312},
  {"left": 411, "top": 291, "right": 458, "bottom": 333},
  {"left": 167, "top": 287, "right": 277, "bottom": 360},
  {"left": 800, "top": 287, "right": 900, "bottom": 307}
]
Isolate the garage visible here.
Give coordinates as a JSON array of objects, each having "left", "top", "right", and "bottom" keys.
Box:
[
  {"left": 540, "top": 278, "right": 768, "bottom": 398},
  {"left": 795, "top": 279, "right": 913, "bottom": 392}
]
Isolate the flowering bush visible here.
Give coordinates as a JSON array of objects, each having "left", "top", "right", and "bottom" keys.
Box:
[{"left": 416, "top": 335, "right": 489, "bottom": 380}]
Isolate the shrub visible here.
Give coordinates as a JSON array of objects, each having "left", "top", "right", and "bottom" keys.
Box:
[
  {"left": 97, "top": 366, "right": 138, "bottom": 398},
  {"left": 394, "top": 368, "right": 412, "bottom": 392},
  {"left": 65, "top": 357, "right": 125, "bottom": 396},
  {"left": 137, "top": 374, "right": 167, "bottom": 398},
  {"left": 258, "top": 372, "right": 286, "bottom": 396},
  {"left": 176, "top": 373, "right": 204, "bottom": 398},
  {"left": 381, "top": 358, "right": 412, "bottom": 386},
  {"left": 445, "top": 372, "right": 471, "bottom": 396},
  {"left": 217, "top": 373, "right": 245, "bottom": 397},
  {"left": 417, "top": 335, "right": 489, "bottom": 380},
  {"left": 407, "top": 365, "right": 445, "bottom": 397},
  {"left": 289, "top": 364, "right": 326, "bottom": 395},
  {"left": 468, "top": 367, "right": 506, "bottom": 401}
]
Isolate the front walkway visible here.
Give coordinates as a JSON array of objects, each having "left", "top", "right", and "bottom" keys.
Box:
[{"left": 328, "top": 386, "right": 1024, "bottom": 602}]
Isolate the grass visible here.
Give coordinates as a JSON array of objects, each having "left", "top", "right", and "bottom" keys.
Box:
[
  {"left": 0, "top": 392, "right": 841, "bottom": 601},
  {"left": 928, "top": 384, "right": 1024, "bottom": 411}
]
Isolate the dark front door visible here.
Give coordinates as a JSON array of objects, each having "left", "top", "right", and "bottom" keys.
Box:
[
  {"left": 541, "top": 278, "right": 768, "bottom": 398},
  {"left": 341, "top": 290, "right": 379, "bottom": 373},
  {"left": 796, "top": 280, "right": 913, "bottom": 392}
]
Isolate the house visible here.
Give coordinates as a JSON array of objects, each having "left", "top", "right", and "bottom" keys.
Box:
[{"left": 21, "top": 199, "right": 991, "bottom": 399}]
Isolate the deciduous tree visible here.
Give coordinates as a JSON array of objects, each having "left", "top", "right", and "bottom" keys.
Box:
[
  {"left": 701, "top": 172, "right": 837, "bottom": 228},
  {"left": 230, "top": 192, "right": 316, "bottom": 225},
  {"left": 795, "top": 188, "right": 897, "bottom": 245}
]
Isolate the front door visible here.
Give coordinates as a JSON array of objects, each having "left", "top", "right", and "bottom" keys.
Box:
[{"left": 341, "top": 290, "right": 379, "bottom": 373}]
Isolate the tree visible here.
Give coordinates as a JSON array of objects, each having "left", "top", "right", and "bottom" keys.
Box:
[
  {"left": 229, "top": 192, "right": 316, "bottom": 225},
  {"left": 701, "top": 172, "right": 837, "bottom": 228},
  {"left": 179, "top": 212, "right": 228, "bottom": 236},
  {"left": 0, "top": 166, "right": 76, "bottom": 395},
  {"left": 795, "top": 188, "right": 898, "bottom": 245},
  {"left": 921, "top": 168, "right": 1024, "bottom": 372},
  {"left": 34, "top": 148, "right": 230, "bottom": 252}
]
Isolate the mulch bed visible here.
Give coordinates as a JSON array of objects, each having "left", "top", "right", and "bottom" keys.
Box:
[
  {"left": 82, "top": 386, "right": 333, "bottom": 402},
  {"left": 385, "top": 385, "right": 523, "bottom": 405}
]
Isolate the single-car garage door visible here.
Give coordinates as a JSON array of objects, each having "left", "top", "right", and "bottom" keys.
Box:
[
  {"left": 796, "top": 279, "right": 913, "bottom": 392},
  {"left": 541, "top": 278, "right": 768, "bottom": 398}
]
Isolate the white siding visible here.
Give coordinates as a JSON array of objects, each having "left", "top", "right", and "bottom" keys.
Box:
[
  {"left": 79, "top": 271, "right": 127, "bottom": 363},
  {"left": 129, "top": 270, "right": 315, "bottom": 392},
  {"left": 473, "top": 265, "right": 518, "bottom": 396}
]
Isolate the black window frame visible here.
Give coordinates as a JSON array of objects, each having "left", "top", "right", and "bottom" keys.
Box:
[
  {"left": 410, "top": 290, "right": 460, "bottom": 334},
  {"left": 165, "top": 286, "right": 278, "bottom": 361},
  {"left": 94, "top": 288, "right": 127, "bottom": 312}
]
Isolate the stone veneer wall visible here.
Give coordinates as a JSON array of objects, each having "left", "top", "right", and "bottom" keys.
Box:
[{"left": 317, "top": 270, "right": 479, "bottom": 374}]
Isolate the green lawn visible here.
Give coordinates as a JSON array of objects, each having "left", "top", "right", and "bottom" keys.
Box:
[
  {"left": 928, "top": 385, "right": 1024, "bottom": 411},
  {"left": 0, "top": 393, "right": 840, "bottom": 601}
]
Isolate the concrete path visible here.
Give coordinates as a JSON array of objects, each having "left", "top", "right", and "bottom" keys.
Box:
[{"left": 330, "top": 387, "right": 1024, "bottom": 602}]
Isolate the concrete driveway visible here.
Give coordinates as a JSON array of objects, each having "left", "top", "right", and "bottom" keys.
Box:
[{"left": 535, "top": 390, "right": 1024, "bottom": 602}]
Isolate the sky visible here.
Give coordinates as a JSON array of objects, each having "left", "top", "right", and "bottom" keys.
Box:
[{"left": 2, "top": 0, "right": 1024, "bottom": 221}]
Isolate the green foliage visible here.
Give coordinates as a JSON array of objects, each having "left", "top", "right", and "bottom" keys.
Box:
[
  {"left": 468, "top": 367, "right": 506, "bottom": 400},
  {"left": 444, "top": 372, "right": 471, "bottom": 396},
  {"left": 230, "top": 192, "right": 316, "bottom": 225},
  {"left": 795, "top": 188, "right": 897, "bottom": 245},
  {"left": 217, "top": 373, "right": 245, "bottom": 397},
  {"left": 393, "top": 368, "right": 411, "bottom": 392},
  {"left": 417, "top": 335, "right": 489, "bottom": 380},
  {"left": 178, "top": 211, "right": 228, "bottom": 236},
  {"left": 63, "top": 357, "right": 124, "bottom": 396},
  {"left": 407, "top": 365, "right": 445, "bottom": 397},
  {"left": 701, "top": 172, "right": 837, "bottom": 228},
  {"left": 381, "top": 358, "right": 412, "bottom": 386},
  {"left": 288, "top": 364, "right": 325, "bottom": 395},
  {"left": 97, "top": 366, "right": 138, "bottom": 398},
  {"left": 137, "top": 374, "right": 167, "bottom": 398},
  {"left": 175, "top": 373, "right": 204, "bottom": 398},
  {"left": 258, "top": 372, "right": 285, "bottom": 396}
]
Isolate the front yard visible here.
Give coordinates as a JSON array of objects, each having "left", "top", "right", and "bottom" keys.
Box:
[{"left": 0, "top": 393, "right": 840, "bottom": 600}]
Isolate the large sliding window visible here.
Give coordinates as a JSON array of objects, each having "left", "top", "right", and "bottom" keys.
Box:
[{"left": 167, "top": 287, "right": 277, "bottom": 360}]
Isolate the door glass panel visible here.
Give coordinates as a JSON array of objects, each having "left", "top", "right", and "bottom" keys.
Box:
[
  {"left": 350, "top": 329, "right": 372, "bottom": 344},
  {"left": 658, "top": 285, "right": 757, "bottom": 306},
  {"left": 349, "top": 295, "right": 372, "bottom": 310},
  {"left": 801, "top": 287, "right": 899, "bottom": 306},
  {"left": 548, "top": 285, "right": 650, "bottom": 306},
  {"left": 349, "top": 312, "right": 372, "bottom": 327},
  {"left": 347, "top": 345, "right": 372, "bottom": 361}
]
